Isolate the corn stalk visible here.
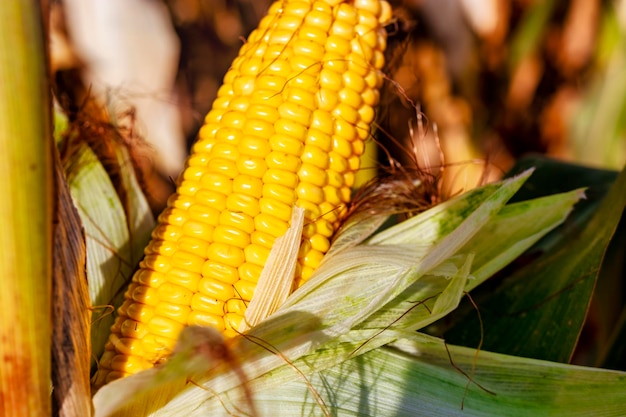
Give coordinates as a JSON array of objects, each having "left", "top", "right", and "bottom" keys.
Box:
[{"left": 0, "top": 1, "right": 53, "bottom": 416}]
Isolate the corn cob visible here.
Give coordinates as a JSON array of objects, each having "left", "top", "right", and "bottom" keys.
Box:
[{"left": 93, "top": 0, "right": 391, "bottom": 388}]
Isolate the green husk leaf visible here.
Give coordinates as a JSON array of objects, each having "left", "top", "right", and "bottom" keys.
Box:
[
  {"left": 0, "top": 1, "right": 53, "bottom": 415},
  {"left": 241, "top": 333, "right": 626, "bottom": 417},
  {"left": 65, "top": 144, "right": 136, "bottom": 364},
  {"left": 445, "top": 164, "right": 626, "bottom": 363}
]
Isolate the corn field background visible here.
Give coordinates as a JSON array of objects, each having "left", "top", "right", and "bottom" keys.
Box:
[{"left": 2, "top": 0, "right": 626, "bottom": 416}]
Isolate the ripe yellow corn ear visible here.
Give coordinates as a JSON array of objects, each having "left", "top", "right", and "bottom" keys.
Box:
[{"left": 93, "top": 0, "right": 391, "bottom": 388}]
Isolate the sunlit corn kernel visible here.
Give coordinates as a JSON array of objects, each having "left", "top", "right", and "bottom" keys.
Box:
[
  {"left": 323, "top": 52, "right": 349, "bottom": 73},
  {"left": 151, "top": 224, "right": 183, "bottom": 242},
  {"left": 140, "top": 334, "right": 174, "bottom": 359},
  {"left": 379, "top": 1, "right": 392, "bottom": 23},
  {"left": 219, "top": 210, "right": 255, "bottom": 234},
  {"left": 110, "top": 354, "right": 152, "bottom": 374},
  {"left": 319, "top": 68, "right": 343, "bottom": 91},
  {"left": 274, "top": 118, "right": 308, "bottom": 139},
  {"left": 293, "top": 38, "right": 326, "bottom": 61},
  {"left": 309, "top": 234, "right": 331, "bottom": 253},
  {"left": 233, "top": 175, "right": 264, "bottom": 199},
  {"left": 358, "top": 104, "right": 375, "bottom": 124},
  {"left": 304, "top": 9, "right": 332, "bottom": 31},
  {"left": 327, "top": 169, "right": 344, "bottom": 188},
  {"left": 296, "top": 198, "right": 321, "bottom": 220},
  {"left": 237, "top": 156, "right": 268, "bottom": 178},
  {"left": 298, "top": 163, "right": 327, "bottom": 187},
  {"left": 200, "top": 172, "right": 232, "bottom": 195},
  {"left": 303, "top": 248, "right": 325, "bottom": 269},
  {"left": 213, "top": 225, "right": 251, "bottom": 249},
  {"left": 170, "top": 250, "right": 206, "bottom": 275},
  {"left": 155, "top": 302, "right": 191, "bottom": 324},
  {"left": 148, "top": 239, "right": 177, "bottom": 257},
  {"left": 250, "top": 89, "right": 283, "bottom": 107},
  {"left": 242, "top": 119, "right": 275, "bottom": 139},
  {"left": 284, "top": 87, "right": 317, "bottom": 111},
  {"left": 187, "top": 205, "right": 220, "bottom": 227},
  {"left": 244, "top": 243, "right": 270, "bottom": 266},
  {"left": 259, "top": 197, "right": 293, "bottom": 222},
  {"left": 246, "top": 104, "right": 280, "bottom": 123},
  {"left": 263, "top": 168, "right": 299, "bottom": 189},
  {"left": 168, "top": 194, "right": 194, "bottom": 211},
  {"left": 334, "top": 2, "right": 358, "bottom": 23},
  {"left": 357, "top": 9, "right": 379, "bottom": 30},
  {"left": 205, "top": 158, "right": 237, "bottom": 179},
  {"left": 215, "top": 126, "right": 243, "bottom": 144},
  {"left": 338, "top": 87, "right": 364, "bottom": 109},
  {"left": 176, "top": 237, "right": 209, "bottom": 259},
  {"left": 264, "top": 56, "right": 293, "bottom": 76},
  {"left": 181, "top": 166, "right": 206, "bottom": 182},
  {"left": 290, "top": 55, "right": 321, "bottom": 72},
  {"left": 343, "top": 70, "right": 367, "bottom": 93},
  {"left": 254, "top": 212, "right": 288, "bottom": 237},
  {"left": 226, "top": 192, "right": 261, "bottom": 217},
  {"left": 300, "top": 265, "right": 315, "bottom": 281},
  {"left": 329, "top": 151, "right": 349, "bottom": 173},
  {"left": 187, "top": 311, "right": 225, "bottom": 330},
  {"left": 298, "top": 237, "right": 312, "bottom": 256},
  {"left": 177, "top": 180, "right": 200, "bottom": 197},
  {"left": 319, "top": 200, "right": 340, "bottom": 222},
  {"left": 372, "top": 50, "right": 385, "bottom": 73},
  {"left": 340, "top": 185, "right": 352, "bottom": 202},
  {"left": 120, "top": 319, "right": 149, "bottom": 339},
  {"left": 220, "top": 110, "right": 247, "bottom": 129},
  {"left": 239, "top": 262, "right": 264, "bottom": 283},
  {"left": 332, "top": 136, "right": 354, "bottom": 159},
  {"left": 238, "top": 135, "right": 272, "bottom": 158},
  {"left": 226, "top": 299, "right": 248, "bottom": 316},
  {"left": 310, "top": 109, "right": 334, "bottom": 135},
  {"left": 316, "top": 218, "right": 336, "bottom": 238},
  {"left": 182, "top": 220, "right": 214, "bottom": 241},
  {"left": 266, "top": 151, "right": 302, "bottom": 173},
  {"left": 229, "top": 97, "right": 250, "bottom": 113},
  {"left": 148, "top": 315, "right": 185, "bottom": 340},
  {"left": 239, "top": 56, "right": 263, "bottom": 76},
  {"left": 276, "top": 14, "right": 304, "bottom": 31},
  {"left": 263, "top": 182, "right": 297, "bottom": 206},
  {"left": 325, "top": 35, "right": 351, "bottom": 57},
  {"left": 355, "top": 29, "right": 379, "bottom": 51},
  {"left": 269, "top": 29, "right": 296, "bottom": 45},
  {"left": 108, "top": 335, "right": 144, "bottom": 358},
  {"left": 142, "top": 254, "right": 171, "bottom": 274},
  {"left": 306, "top": 129, "right": 333, "bottom": 151},
  {"left": 279, "top": 101, "right": 313, "bottom": 126},
  {"left": 223, "top": 313, "right": 244, "bottom": 338},
  {"left": 283, "top": 0, "right": 311, "bottom": 17},
  {"left": 204, "top": 108, "right": 226, "bottom": 125},
  {"left": 157, "top": 282, "right": 193, "bottom": 306},
  {"left": 317, "top": 89, "right": 339, "bottom": 112},
  {"left": 207, "top": 242, "right": 245, "bottom": 268},
  {"left": 301, "top": 144, "right": 329, "bottom": 169},
  {"left": 202, "top": 261, "right": 239, "bottom": 285},
  {"left": 126, "top": 303, "right": 155, "bottom": 324},
  {"left": 198, "top": 275, "right": 236, "bottom": 300},
  {"left": 190, "top": 293, "right": 225, "bottom": 316},
  {"left": 133, "top": 269, "right": 166, "bottom": 288},
  {"left": 334, "top": 119, "right": 358, "bottom": 142},
  {"left": 195, "top": 189, "right": 227, "bottom": 210},
  {"left": 255, "top": 74, "right": 286, "bottom": 91},
  {"left": 130, "top": 285, "right": 160, "bottom": 307},
  {"left": 297, "top": 182, "right": 325, "bottom": 204},
  {"left": 210, "top": 143, "right": 239, "bottom": 161},
  {"left": 329, "top": 19, "right": 355, "bottom": 39},
  {"left": 352, "top": 139, "right": 366, "bottom": 156},
  {"left": 197, "top": 124, "right": 219, "bottom": 145},
  {"left": 234, "top": 278, "right": 257, "bottom": 301}
]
